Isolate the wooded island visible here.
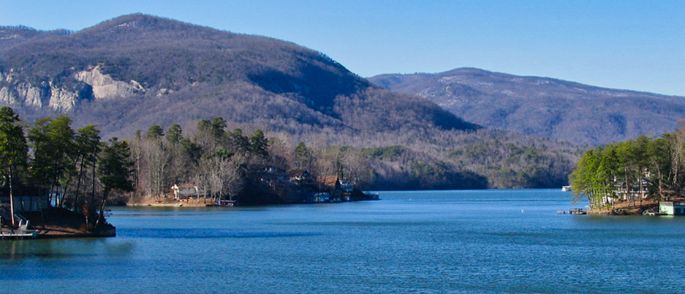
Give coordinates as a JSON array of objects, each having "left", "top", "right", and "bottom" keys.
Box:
[{"left": 570, "top": 125, "right": 685, "bottom": 215}]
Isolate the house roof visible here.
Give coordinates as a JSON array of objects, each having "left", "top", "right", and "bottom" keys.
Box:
[{"left": 318, "top": 176, "right": 338, "bottom": 187}]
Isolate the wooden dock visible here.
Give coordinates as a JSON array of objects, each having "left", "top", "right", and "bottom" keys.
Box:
[
  {"left": 557, "top": 208, "right": 587, "bottom": 215},
  {"left": 0, "top": 228, "right": 38, "bottom": 240}
]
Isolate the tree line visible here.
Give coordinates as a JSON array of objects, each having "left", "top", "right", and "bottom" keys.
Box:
[
  {"left": 129, "top": 117, "right": 281, "bottom": 204},
  {"left": 0, "top": 103, "right": 580, "bottom": 224},
  {"left": 0, "top": 106, "right": 132, "bottom": 227},
  {"left": 570, "top": 124, "right": 685, "bottom": 209},
  {"left": 128, "top": 117, "right": 379, "bottom": 204},
  {"left": 0, "top": 105, "right": 382, "bottom": 227}
]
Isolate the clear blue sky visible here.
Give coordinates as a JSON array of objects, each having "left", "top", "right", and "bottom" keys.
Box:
[{"left": 1, "top": 0, "right": 684, "bottom": 95}]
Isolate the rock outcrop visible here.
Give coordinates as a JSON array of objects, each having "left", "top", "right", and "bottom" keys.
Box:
[
  {"left": 47, "top": 82, "right": 79, "bottom": 111},
  {"left": 0, "top": 65, "right": 145, "bottom": 112},
  {"left": 74, "top": 65, "right": 144, "bottom": 100}
]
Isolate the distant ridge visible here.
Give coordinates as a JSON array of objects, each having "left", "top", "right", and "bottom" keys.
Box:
[{"left": 370, "top": 67, "right": 685, "bottom": 146}]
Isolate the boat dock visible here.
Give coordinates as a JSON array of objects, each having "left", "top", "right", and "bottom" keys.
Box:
[
  {"left": 557, "top": 208, "right": 587, "bottom": 215},
  {"left": 0, "top": 221, "right": 38, "bottom": 239},
  {"left": 1, "top": 212, "right": 39, "bottom": 239}
]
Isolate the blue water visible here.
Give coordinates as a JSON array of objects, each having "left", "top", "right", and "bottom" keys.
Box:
[{"left": 2, "top": 190, "right": 685, "bottom": 293}]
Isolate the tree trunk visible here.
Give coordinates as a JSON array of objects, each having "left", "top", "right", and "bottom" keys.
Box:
[
  {"left": 8, "top": 170, "right": 15, "bottom": 227},
  {"left": 96, "top": 188, "right": 110, "bottom": 227},
  {"left": 74, "top": 154, "right": 86, "bottom": 212},
  {"left": 639, "top": 169, "right": 643, "bottom": 206},
  {"left": 60, "top": 178, "right": 73, "bottom": 209},
  {"left": 91, "top": 162, "right": 96, "bottom": 215}
]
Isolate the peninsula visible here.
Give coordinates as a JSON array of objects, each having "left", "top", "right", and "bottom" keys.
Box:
[
  {"left": 0, "top": 106, "right": 377, "bottom": 239},
  {"left": 0, "top": 107, "right": 125, "bottom": 239},
  {"left": 570, "top": 124, "right": 685, "bottom": 216}
]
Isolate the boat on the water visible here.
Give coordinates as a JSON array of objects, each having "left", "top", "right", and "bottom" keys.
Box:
[{"left": 561, "top": 185, "right": 572, "bottom": 192}]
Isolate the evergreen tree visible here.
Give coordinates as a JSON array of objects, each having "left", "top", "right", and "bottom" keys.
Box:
[
  {"left": 294, "top": 142, "right": 314, "bottom": 171},
  {"left": 97, "top": 138, "right": 134, "bottom": 223},
  {"left": 28, "top": 116, "right": 76, "bottom": 206},
  {"left": 166, "top": 124, "right": 183, "bottom": 145},
  {"left": 74, "top": 125, "right": 101, "bottom": 211},
  {"left": 250, "top": 129, "right": 269, "bottom": 158},
  {"left": 0, "top": 107, "right": 27, "bottom": 226},
  {"left": 146, "top": 125, "right": 164, "bottom": 139}
]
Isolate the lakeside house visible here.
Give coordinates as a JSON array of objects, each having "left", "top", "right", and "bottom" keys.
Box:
[
  {"left": 612, "top": 174, "right": 651, "bottom": 202},
  {"left": 171, "top": 184, "right": 202, "bottom": 200},
  {"left": 317, "top": 176, "right": 352, "bottom": 192},
  {"left": 316, "top": 176, "right": 358, "bottom": 202},
  {"left": 318, "top": 176, "right": 338, "bottom": 189},
  {"left": 591, "top": 174, "right": 652, "bottom": 207},
  {"left": 585, "top": 171, "right": 685, "bottom": 216},
  {"left": 158, "top": 167, "right": 375, "bottom": 206},
  {"left": 288, "top": 169, "right": 314, "bottom": 186},
  {"left": 659, "top": 201, "right": 685, "bottom": 215},
  {"left": 338, "top": 180, "right": 353, "bottom": 194},
  {"left": 0, "top": 194, "right": 48, "bottom": 214},
  {"left": 255, "top": 165, "right": 290, "bottom": 189}
]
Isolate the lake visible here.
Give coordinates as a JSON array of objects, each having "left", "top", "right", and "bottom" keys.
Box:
[{"left": 2, "top": 190, "right": 685, "bottom": 293}]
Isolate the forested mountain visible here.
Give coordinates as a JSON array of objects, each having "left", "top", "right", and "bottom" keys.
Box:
[
  {"left": 0, "top": 14, "right": 475, "bottom": 137},
  {"left": 370, "top": 68, "right": 685, "bottom": 146},
  {"left": 0, "top": 14, "right": 579, "bottom": 189}
]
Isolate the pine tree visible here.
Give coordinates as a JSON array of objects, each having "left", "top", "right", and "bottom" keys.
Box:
[
  {"left": 97, "top": 138, "right": 134, "bottom": 224},
  {"left": 0, "top": 107, "right": 28, "bottom": 226}
]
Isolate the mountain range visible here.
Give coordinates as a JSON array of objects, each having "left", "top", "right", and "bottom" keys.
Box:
[
  {"left": 1, "top": 13, "right": 657, "bottom": 188},
  {"left": 370, "top": 68, "right": 685, "bottom": 146}
]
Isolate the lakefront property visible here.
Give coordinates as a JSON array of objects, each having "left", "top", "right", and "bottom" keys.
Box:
[
  {"left": 0, "top": 107, "right": 126, "bottom": 238},
  {"left": 0, "top": 106, "right": 377, "bottom": 239},
  {"left": 570, "top": 130, "right": 685, "bottom": 215}
]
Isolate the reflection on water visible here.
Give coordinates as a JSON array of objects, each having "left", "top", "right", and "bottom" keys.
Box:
[
  {"left": 1, "top": 190, "right": 684, "bottom": 292},
  {"left": 0, "top": 238, "right": 134, "bottom": 260},
  {"left": 121, "top": 228, "right": 323, "bottom": 239}
]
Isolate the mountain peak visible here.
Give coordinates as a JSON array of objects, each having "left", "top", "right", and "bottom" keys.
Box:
[
  {"left": 81, "top": 13, "right": 212, "bottom": 35},
  {"left": 442, "top": 67, "right": 491, "bottom": 75},
  {"left": 0, "top": 14, "right": 476, "bottom": 137},
  {"left": 99, "top": 13, "right": 176, "bottom": 26}
]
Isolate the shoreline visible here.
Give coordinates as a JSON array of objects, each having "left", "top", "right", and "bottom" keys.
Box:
[
  {"left": 34, "top": 225, "right": 116, "bottom": 239},
  {"left": 1, "top": 208, "right": 117, "bottom": 240},
  {"left": 1, "top": 224, "right": 116, "bottom": 240},
  {"left": 126, "top": 202, "right": 211, "bottom": 208},
  {"left": 586, "top": 198, "right": 685, "bottom": 216}
]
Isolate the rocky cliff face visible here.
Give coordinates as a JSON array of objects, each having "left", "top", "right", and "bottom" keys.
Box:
[
  {"left": 0, "top": 65, "right": 145, "bottom": 111},
  {"left": 74, "top": 65, "right": 145, "bottom": 100}
]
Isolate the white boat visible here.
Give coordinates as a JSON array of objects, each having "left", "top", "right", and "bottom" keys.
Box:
[{"left": 561, "top": 185, "right": 572, "bottom": 192}]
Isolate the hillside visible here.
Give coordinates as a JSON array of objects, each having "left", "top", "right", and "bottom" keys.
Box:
[
  {"left": 370, "top": 68, "right": 685, "bottom": 146},
  {"left": 0, "top": 14, "right": 476, "bottom": 137},
  {"left": 0, "top": 14, "right": 578, "bottom": 189}
]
